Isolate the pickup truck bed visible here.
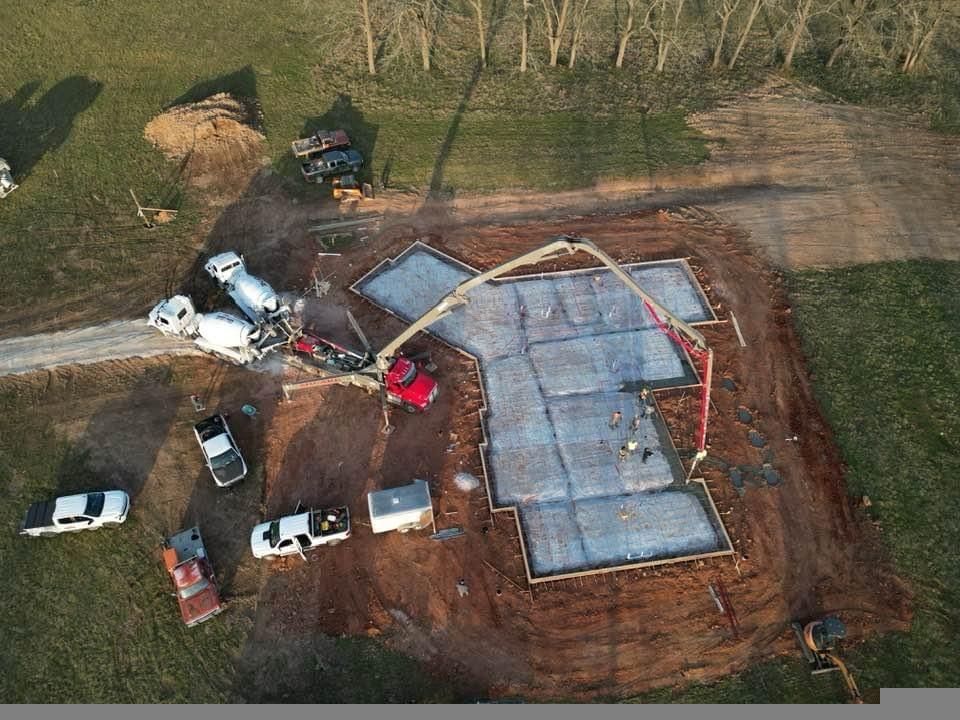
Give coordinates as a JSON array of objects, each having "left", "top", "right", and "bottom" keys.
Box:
[
  {"left": 312, "top": 506, "right": 350, "bottom": 537},
  {"left": 166, "top": 527, "right": 205, "bottom": 562},
  {"left": 291, "top": 130, "right": 350, "bottom": 157},
  {"left": 21, "top": 500, "right": 56, "bottom": 531},
  {"left": 194, "top": 415, "right": 225, "bottom": 441}
]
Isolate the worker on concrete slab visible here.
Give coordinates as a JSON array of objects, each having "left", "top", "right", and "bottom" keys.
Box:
[
  {"left": 630, "top": 414, "right": 642, "bottom": 432},
  {"left": 642, "top": 447, "right": 654, "bottom": 463},
  {"left": 626, "top": 439, "right": 638, "bottom": 454},
  {"left": 618, "top": 446, "right": 628, "bottom": 462},
  {"left": 609, "top": 411, "right": 622, "bottom": 429}
]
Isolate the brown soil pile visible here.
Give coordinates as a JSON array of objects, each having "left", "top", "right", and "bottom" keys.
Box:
[{"left": 144, "top": 93, "right": 265, "bottom": 195}]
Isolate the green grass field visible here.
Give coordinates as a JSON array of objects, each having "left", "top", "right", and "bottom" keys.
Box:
[
  {"left": 3, "top": 0, "right": 960, "bottom": 704},
  {"left": 0, "top": 370, "right": 455, "bottom": 703},
  {"left": 0, "top": 0, "right": 735, "bottom": 327}
]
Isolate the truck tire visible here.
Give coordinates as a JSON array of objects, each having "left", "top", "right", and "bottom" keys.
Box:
[
  {"left": 103, "top": 521, "right": 121, "bottom": 527},
  {"left": 39, "top": 531, "right": 57, "bottom": 537},
  {"left": 327, "top": 539, "right": 342, "bottom": 546},
  {"left": 402, "top": 402, "right": 418, "bottom": 414}
]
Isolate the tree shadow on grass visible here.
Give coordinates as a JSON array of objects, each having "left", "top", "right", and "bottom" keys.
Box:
[
  {"left": 0, "top": 76, "right": 102, "bottom": 183},
  {"left": 54, "top": 364, "right": 180, "bottom": 505}
]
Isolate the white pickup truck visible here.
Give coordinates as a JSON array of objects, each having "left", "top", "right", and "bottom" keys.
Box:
[
  {"left": 18, "top": 490, "right": 130, "bottom": 537},
  {"left": 250, "top": 505, "right": 350, "bottom": 559},
  {"left": 194, "top": 414, "right": 247, "bottom": 487}
]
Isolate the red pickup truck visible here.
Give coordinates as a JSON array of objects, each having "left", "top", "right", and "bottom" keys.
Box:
[{"left": 162, "top": 527, "right": 223, "bottom": 627}]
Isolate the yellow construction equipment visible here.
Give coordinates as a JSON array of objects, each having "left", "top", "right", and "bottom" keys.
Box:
[
  {"left": 792, "top": 616, "right": 863, "bottom": 704},
  {"left": 332, "top": 174, "right": 372, "bottom": 202}
]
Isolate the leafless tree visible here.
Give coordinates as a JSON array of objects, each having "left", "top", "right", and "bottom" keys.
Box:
[
  {"left": 359, "top": 0, "right": 378, "bottom": 74},
  {"left": 467, "top": 0, "right": 489, "bottom": 66},
  {"left": 521, "top": 0, "right": 532, "bottom": 70},
  {"left": 541, "top": 0, "right": 572, "bottom": 66},
  {"left": 615, "top": 0, "right": 657, "bottom": 69},
  {"left": 897, "top": 0, "right": 950, "bottom": 73},
  {"left": 782, "top": 0, "right": 815, "bottom": 69},
  {"left": 647, "top": 0, "right": 687, "bottom": 73},
  {"left": 711, "top": 0, "right": 745, "bottom": 69},
  {"left": 404, "top": 0, "right": 442, "bottom": 71},
  {"left": 567, "top": 0, "right": 593, "bottom": 67},
  {"left": 825, "top": 0, "right": 870, "bottom": 67},
  {"left": 727, "top": 0, "right": 765, "bottom": 69},
  {"left": 782, "top": 0, "right": 837, "bottom": 70}
]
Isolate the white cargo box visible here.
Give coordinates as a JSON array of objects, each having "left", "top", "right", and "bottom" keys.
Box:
[{"left": 367, "top": 480, "right": 434, "bottom": 535}]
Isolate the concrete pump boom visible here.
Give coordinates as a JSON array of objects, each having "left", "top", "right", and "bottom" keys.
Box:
[
  {"left": 373, "top": 235, "right": 714, "bottom": 455},
  {"left": 376, "top": 236, "right": 707, "bottom": 366}
]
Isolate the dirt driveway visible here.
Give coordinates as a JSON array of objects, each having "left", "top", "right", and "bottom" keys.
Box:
[{"left": 354, "top": 80, "right": 960, "bottom": 269}]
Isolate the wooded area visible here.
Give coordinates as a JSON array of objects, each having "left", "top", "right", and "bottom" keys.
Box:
[{"left": 346, "top": 0, "right": 956, "bottom": 76}]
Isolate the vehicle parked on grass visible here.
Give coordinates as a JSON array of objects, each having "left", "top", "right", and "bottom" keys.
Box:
[
  {"left": 250, "top": 504, "right": 350, "bottom": 560},
  {"left": 291, "top": 129, "right": 351, "bottom": 158},
  {"left": 0, "top": 158, "right": 17, "bottom": 199},
  {"left": 18, "top": 490, "right": 130, "bottom": 537},
  {"left": 299, "top": 149, "right": 363, "bottom": 183},
  {"left": 194, "top": 413, "right": 247, "bottom": 487},
  {"left": 162, "top": 526, "right": 223, "bottom": 627}
]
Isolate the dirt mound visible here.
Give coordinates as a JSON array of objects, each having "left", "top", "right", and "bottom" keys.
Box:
[{"left": 144, "top": 93, "right": 265, "bottom": 196}]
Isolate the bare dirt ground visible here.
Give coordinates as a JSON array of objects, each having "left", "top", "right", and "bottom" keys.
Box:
[
  {"left": 3, "top": 80, "right": 958, "bottom": 342},
  {"left": 1, "top": 207, "right": 912, "bottom": 699},
  {"left": 144, "top": 93, "right": 266, "bottom": 198},
  {"left": 357, "top": 79, "right": 960, "bottom": 269},
  {"left": 222, "top": 210, "right": 910, "bottom": 699}
]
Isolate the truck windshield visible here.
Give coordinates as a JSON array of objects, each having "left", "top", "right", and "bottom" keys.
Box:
[
  {"left": 179, "top": 577, "right": 211, "bottom": 600},
  {"left": 268, "top": 521, "right": 281, "bottom": 548},
  {"left": 83, "top": 492, "right": 105, "bottom": 517},
  {"left": 400, "top": 364, "right": 417, "bottom": 387},
  {"left": 210, "top": 448, "right": 239, "bottom": 470}
]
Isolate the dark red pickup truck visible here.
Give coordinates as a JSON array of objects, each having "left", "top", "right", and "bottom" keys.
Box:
[{"left": 162, "top": 527, "right": 223, "bottom": 627}]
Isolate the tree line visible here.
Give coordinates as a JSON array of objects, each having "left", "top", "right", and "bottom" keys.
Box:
[{"left": 352, "top": 0, "right": 956, "bottom": 75}]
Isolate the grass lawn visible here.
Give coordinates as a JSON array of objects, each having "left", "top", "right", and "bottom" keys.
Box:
[{"left": 0, "top": 0, "right": 731, "bottom": 326}]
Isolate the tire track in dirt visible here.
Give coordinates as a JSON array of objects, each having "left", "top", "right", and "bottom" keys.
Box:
[{"left": 0, "top": 320, "right": 200, "bottom": 376}]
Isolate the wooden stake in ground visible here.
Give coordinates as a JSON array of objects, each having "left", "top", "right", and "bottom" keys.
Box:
[{"left": 129, "top": 189, "right": 177, "bottom": 228}]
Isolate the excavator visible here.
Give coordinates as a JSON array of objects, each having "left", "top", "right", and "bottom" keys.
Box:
[{"left": 792, "top": 616, "right": 863, "bottom": 703}]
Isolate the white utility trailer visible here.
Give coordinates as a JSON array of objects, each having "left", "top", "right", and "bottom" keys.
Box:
[{"left": 367, "top": 480, "right": 434, "bottom": 535}]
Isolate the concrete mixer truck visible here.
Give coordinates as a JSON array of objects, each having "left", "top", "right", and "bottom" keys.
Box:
[
  {"left": 204, "top": 252, "right": 291, "bottom": 330},
  {"left": 148, "top": 295, "right": 286, "bottom": 364}
]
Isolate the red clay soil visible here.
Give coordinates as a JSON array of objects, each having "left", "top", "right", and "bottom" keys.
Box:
[{"left": 247, "top": 208, "right": 910, "bottom": 699}]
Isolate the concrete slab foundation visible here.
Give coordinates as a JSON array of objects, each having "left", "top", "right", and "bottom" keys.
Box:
[{"left": 354, "top": 242, "right": 732, "bottom": 580}]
